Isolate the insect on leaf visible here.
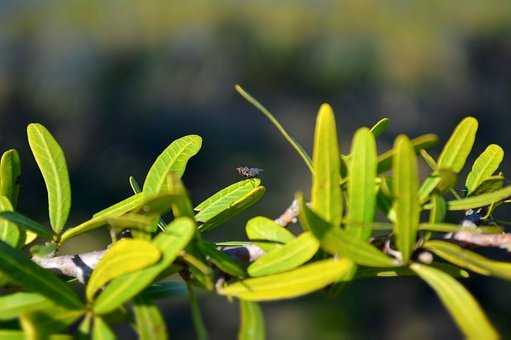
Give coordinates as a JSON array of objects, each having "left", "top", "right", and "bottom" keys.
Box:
[
  {"left": 27, "top": 123, "right": 71, "bottom": 234},
  {"left": 219, "top": 258, "right": 355, "bottom": 301},
  {"left": 133, "top": 296, "right": 167, "bottom": 340},
  {"left": 0, "top": 149, "right": 21, "bottom": 208},
  {"left": 143, "top": 135, "right": 202, "bottom": 195},
  {"left": 465, "top": 144, "right": 504, "bottom": 195},
  {"left": 92, "top": 317, "right": 116, "bottom": 340},
  {"left": 86, "top": 239, "right": 161, "bottom": 301},
  {"left": 393, "top": 135, "right": 420, "bottom": 264},
  {"left": 311, "top": 104, "right": 342, "bottom": 228},
  {"left": 245, "top": 216, "right": 295, "bottom": 252},
  {"left": 0, "top": 196, "right": 20, "bottom": 247},
  {"left": 239, "top": 300, "right": 265, "bottom": 340},
  {"left": 411, "top": 263, "right": 498, "bottom": 339},
  {"left": 346, "top": 128, "right": 377, "bottom": 240}
]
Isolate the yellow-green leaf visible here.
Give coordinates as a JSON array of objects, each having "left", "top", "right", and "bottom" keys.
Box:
[
  {"left": 377, "top": 134, "right": 438, "bottom": 173},
  {"left": 87, "top": 239, "right": 161, "bottom": 301},
  {"left": 466, "top": 144, "right": 504, "bottom": 195},
  {"left": 198, "top": 241, "right": 246, "bottom": 278},
  {"left": 411, "top": 263, "right": 498, "bottom": 339},
  {"left": 219, "top": 258, "right": 354, "bottom": 301},
  {"left": 93, "top": 217, "right": 195, "bottom": 314},
  {"left": 93, "top": 193, "right": 144, "bottom": 219},
  {"left": 428, "top": 194, "right": 446, "bottom": 224},
  {"left": 106, "top": 214, "right": 159, "bottom": 233},
  {"left": 0, "top": 292, "right": 54, "bottom": 320},
  {"left": 0, "top": 196, "right": 19, "bottom": 248},
  {"left": 0, "top": 211, "right": 52, "bottom": 239},
  {"left": 239, "top": 300, "right": 265, "bottom": 340},
  {"left": 166, "top": 172, "right": 194, "bottom": 219},
  {"left": 369, "top": 118, "right": 389, "bottom": 137},
  {"left": 133, "top": 296, "right": 167, "bottom": 340},
  {"left": 424, "top": 240, "right": 511, "bottom": 280},
  {"left": 248, "top": 232, "right": 319, "bottom": 277},
  {"left": 92, "top": 317, "right": 116, "bottom": 340},
  {"left": 311, "top": 103, "right": 342, "bottom": 227},
  {"left": 245, "top": 216, "right": 295, "bottom": 252},
  {"left": 447, "top": 185, "right": 511, "bottom": 210},
  {"left": 393, "top": 135, "right": 420, "bottom": 263},
  {"left": 437, "top": 117, "right": 478, "bottom": 172},
  {"left": 346, "top": 128, "right": 377, "bottom": 240},
  {"left": 142, "top": 135, "right": 202, "bottom": 195},
  {"left": 27, "top": 123, "right": 71, "bottom": 234},
  {"left": 0, "top": 149, "right": 21, "bottom": 208}
]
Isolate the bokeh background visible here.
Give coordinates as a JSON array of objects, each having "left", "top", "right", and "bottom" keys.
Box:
[{"left": 1, "top": 1, "right": 511, "bottom": 339}]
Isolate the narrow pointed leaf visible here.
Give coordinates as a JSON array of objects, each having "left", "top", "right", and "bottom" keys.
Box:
[
  {"left": 245, "top": 216, "right": 295, "bottom": 252},
  {"left": 219, "top": 258, "right": 355, "bottom": 301},
  {"left": 248, "top": 232, "right": 319, "bottom": 277},
  {"left": 133, "top": 296, "right": 167, "bottom": 340},
  {"left": 93, "top": 193, "right": 144, "bottom": 219},
  {"left": 92, "top": 317, "right": 116, "bottom": 340},
  {"left": 393, "top": 135, "right": 420, "bottom": 263},
  {"left": 466, "top": 145, "right": 504, "bottom": 195},
  {"left": 346, "top": 128, "right": 377, "bottom": 240},
  {"left": 0, "top": 149, "right": 21, "bottom": 208},
  {"left": 369, "top": 118, "right": 389, "bottom": 137},
  {"left": 428, "top": 194, "right": 446, "bottom": 224},
  {"left": 27, "top": 123, "right": 71, "bottom": 233},
  {"left": 311, "top": 103, "right": 342, "bottom": 227},
  {"left": 87, "top": 239, "right": 161, "bottom": 300},
  {"left": 0, "top": 197, "right": 19, "bottom": 247},
  {"left": 198, "top": 241, "right": 246, "bottom": 278},
  {"left": 106, "top": 214, "right": 159, "bottom": 233},
  {"left": 437, "top": 117, "right": 478, "bottom": 172},
  {"left": 377, "top": 134, "right": 438, "bottom": 173},
  {"left": 143, "top": 135, "right": 202, "bottom": 195},
  {"left": 424, "top": 240, "right": 511, "bottom": 280},
  {"left": 93, "top": 217, "right": 195, "bottom": 314},
  {"left": 0, "top": 241, "right": 82, "bottom": 309},
  {"left": 447, "top": 185, "right": 511, "bottom": 210},
  {"left": 0, "top": 211, "right": 52, "bottom": 239},
  {"left": 239, "top": 300, "right": 265, "bottom": 340},
  {"left": 411, "top": 263, "right": 498, "bottom": 339},
  {"left": 0, "top": 292, "right": 54, "bottom": 320}
]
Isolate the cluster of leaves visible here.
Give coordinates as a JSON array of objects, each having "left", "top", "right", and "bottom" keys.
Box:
[{"left": 1, "top": 86, "right": 511, "bottom": 339}]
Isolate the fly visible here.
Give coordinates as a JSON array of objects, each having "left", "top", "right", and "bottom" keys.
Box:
[{"left": 236, "top": 166, "right": 264, "bottom": 178}]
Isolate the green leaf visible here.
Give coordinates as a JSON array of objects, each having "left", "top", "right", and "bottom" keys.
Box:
[
  {"left": 248, "top": 232, "right": 319, "bottom": 277},
  {"left": 0, "top": 240, "right": 82, "bottom": 309},
  {"left": 424, "top": 240, "right": 511, "bottom": 280},
  {"left": 187, "top": 284, "right": 208, "bottom": 340},
  {"left": 437, "top": 117, "right": 479, "bottom": 172},
  {"left": 428, "top": 194, "right": 446, "bottom": 224},
  {"left": 27, "top": 123, "right": 71, "bottom": 234},
  {"left": 297, "top": 194, "right": 397, "bottom": 267},
  {"left": 377, "top": 134, "right": 438, "bottom": 173},
  {"left": 346, "top": 128, "right": 377, "bottom": 240},
  {"left": 140, "top": 281, "right": 187, "bottom": 300},
  {"left": 239, "top": 300, "right": 265, "bottom": 340},
  {"left": 92, "top": 317, "right": 116, "bottom": 340},
  {"left": 0, "top": 292, "right": 54, "bottom": 320},
  {"left": 311, "top": 103, "right": 342, "bottom": 227},
  {"left": 0, "top": 211, "right": 52, "bottom": 239},
  {"left": 93, "top": 193, "right": 144, "bottom": 219},
  {"left": 245, "top": 216, "right": 295, "bottom": 252},
  {"left": 195, "top": 179, "right": 261, "bottom": 220},
  {"left": 466, "top": 145, "right": 504, "bottom": 195},
  {"left": 393, "top": 135, "right": 420, "bottom": 263},
  {"left": 235, "top": 85, "right": 313, "bottom": 173},
  {"left": 21, "top": 304, "right": 83, "bottom": 335},
  {"left": 219, "top": 258, "right": 355, "bottom": 301},
  {"left": 198, "top": 186, "right": 265, "bottom": 232},
  {"left": 411, "top": 263, "right": 498, "bottom": 339},
  {"left": 0, "top": 196, "right": 20, "bottom": 247},
  {"left": 133, "top": 296, "right": 167, "bottom": 340},
  {"left": 166, "top": 172, "right": 194, "bottom": 219},
  {"left": 87, "top": 239, "right": 161, "bottom": 301},
  {"left": 447, "top": 185, "right": 511, "bottom": 210},
  {"left": 197, "top": 241, "right": 246, "bottom": 278},
  {"left": 93, "top": 217, "right": 195, "bottom": 314},
  {"left": 106, "top": 214, "right": 159, "bottom": 233},
  {"left": 0, "top": 330, "right": 26, "bottom": 339},
  {"left": 0, "top": 149, "right": 21, "bottom": 208},
  {"left": 142, "top": 135, "right": 202, "bottom": 195},
  {"left": 419, "top": 223, "right": 502, "bottom": 233},
  {"left": 471, "top": 175, "right": 504, "bottom": 196},
  {"left": 369, "top": 118, "right": 390, "bottom": 137}
]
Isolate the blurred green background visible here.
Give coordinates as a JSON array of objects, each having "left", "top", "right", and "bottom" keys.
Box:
[{"left": 1, "top": 1, "right": 511, "bottom": 338}]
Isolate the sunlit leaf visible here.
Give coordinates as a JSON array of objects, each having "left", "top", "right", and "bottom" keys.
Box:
[
  {"left": 377, "top": 134, "right": 438, "bottom": 173},
  {"left": 106, "top": 214, "right": 159, "bottom": 233},
  {"left": 424, "top": 240, "right": 511, "bottom": 280},
  {"left": 346, "top": 128, "right": 377, "bottom": 240},
  {"left": 411, "top": 263, "right": 498, "bottom": 339},
  {"left": 87, "top": 239, "right": 161, "bottom": 301},
  {"left": 133, "top": 296, "right": 167, "bottom": 340},
  {"left": 166, "top": 172, "right": 194, "bottom": 219},
  {"left": 419, "top": 223, "right": 502, "bottom": 233},
  {"left": 93, "top": 193, "right": 144, "bottom": 219},
  {"left": 447, "top": 185, "right": 511, "bottom": 210},
  {"left": 466, "top": 144, "right": 504, "bottom": 195},
  {"left": 92, "top": 317, "right": 116, "bottom": 340},
  {"left": 27, "top": 123, "right": 71, "bottom": 234},
  {"left": 0, "top": 292, "right": 54, "bottom": 320},
  {"left": 0, "top": 197, "right": 20, "bottom": 247},
  {"left": 311, "top": 103, "right": 342, "bottom": 227},
  {"left": 393, "top": 135, "right": 420, "bottom": 263},
  {"left": 143, "top": 135, "right": 202, "bottom": 195},
  {"left": 93, "top": 217, "right": 195, "bottom": 314},
  {"left": 197, "top": 241, "right": 246, "bottom": 278},
  {"left": 0, "top": 241, "right": 82, "bottom": 309},
  {"left": 248, "top": 232, "right": 319, "bottom": 277},
  {"left": 0, "top": 149, "right": 21, "bottom": 208},
  {"left": 219, "top": 258, "right": 355, "bottom": 301},
  {"left": 245, "top": 216, "right": 295, "bottom": 252},
  {"left": 369, "top": 118, "right": 389, "bottom": 137},
  {"left": 471, "top": 175, "right": 504, "bottom": 196},
  {"left": 239, "top": 300, "right": 265, "bottom": 340},
  {"left": 428, "top": 194, "right": 446, "bottom": 224}
]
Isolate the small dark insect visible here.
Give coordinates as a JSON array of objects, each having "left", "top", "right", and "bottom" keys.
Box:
[
  {"left": 117, "top": 228, "right": 133, "bottom": 239},
  {"left": 236, "top": 166, "right": 264, "bottom": 178}
]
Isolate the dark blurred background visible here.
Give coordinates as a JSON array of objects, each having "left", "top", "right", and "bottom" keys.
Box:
[{"left": 1, "top": 1, "right": 511, "bottom": 339}]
